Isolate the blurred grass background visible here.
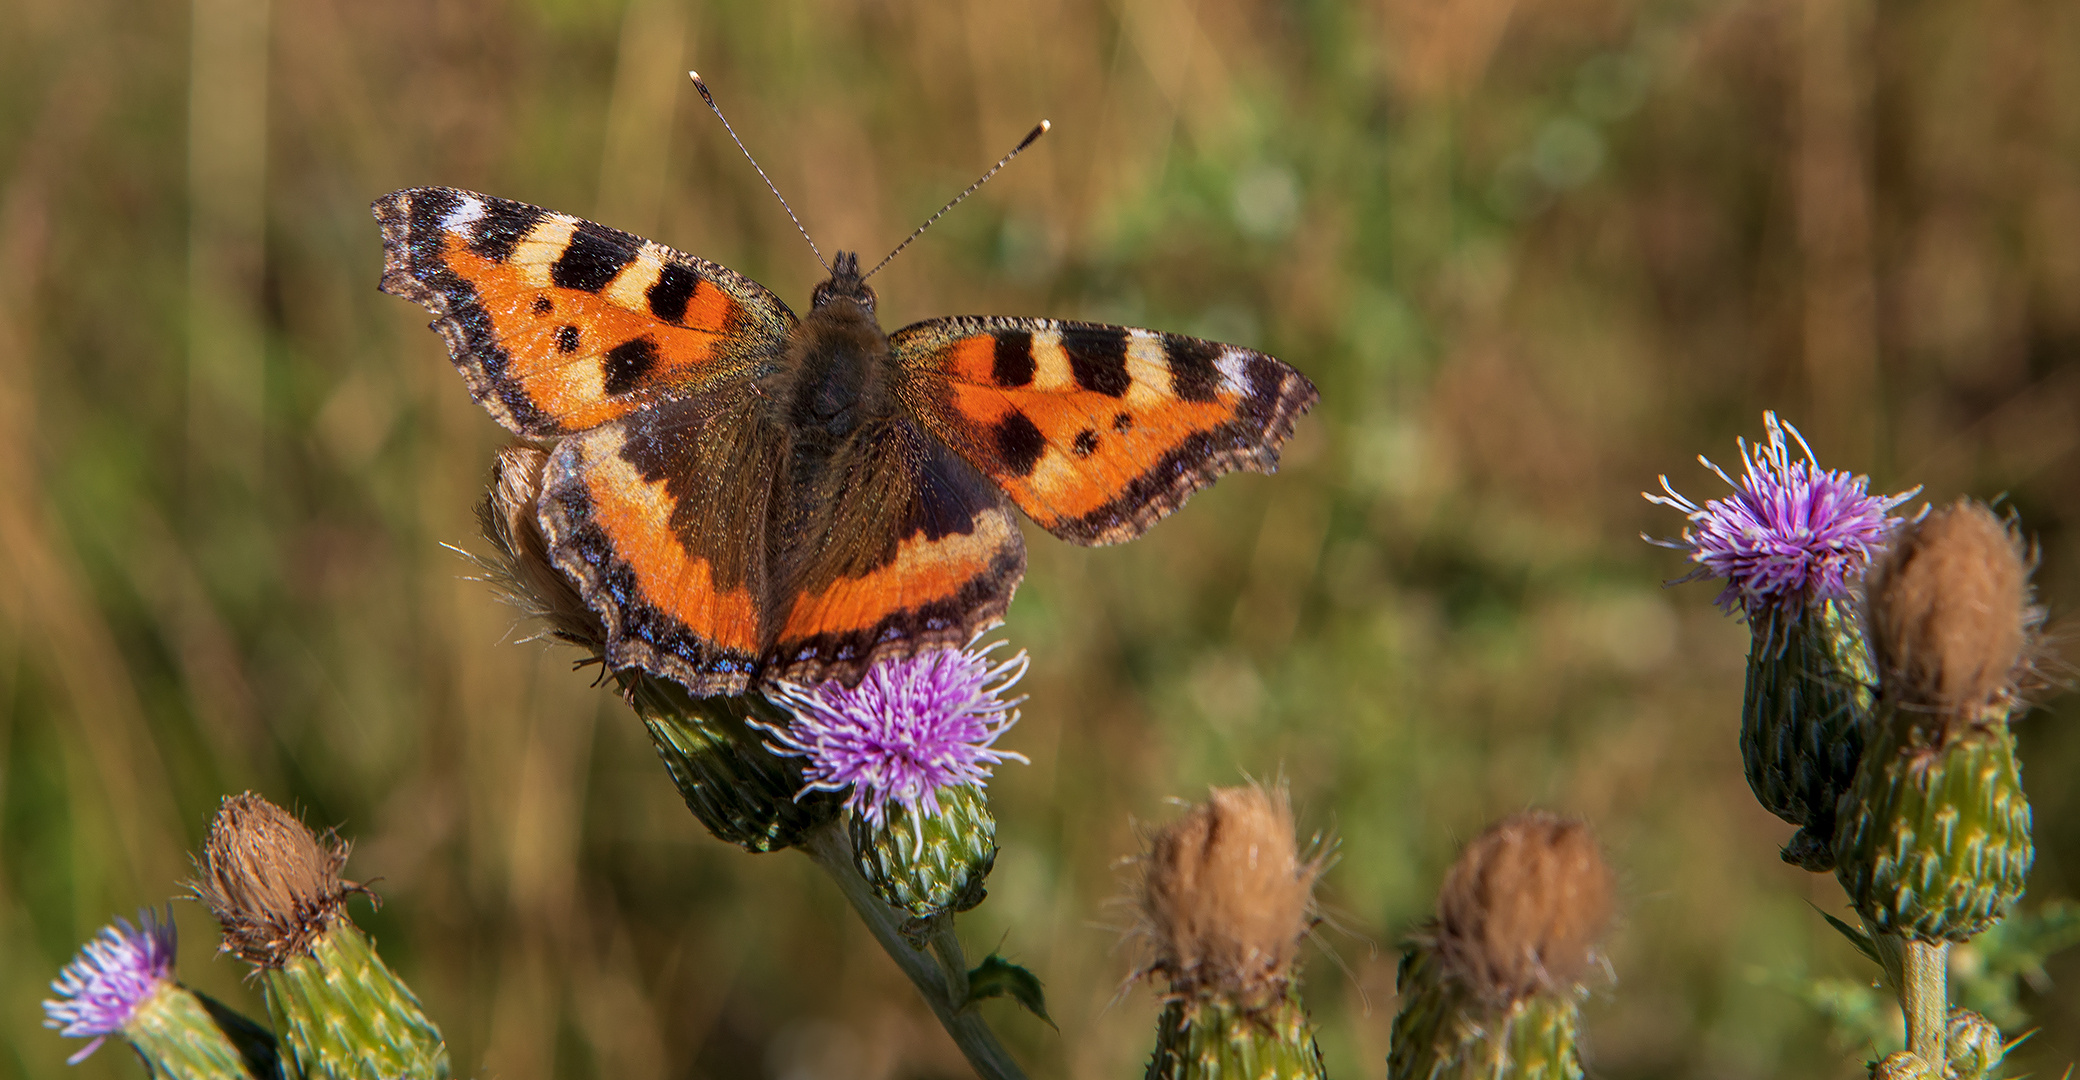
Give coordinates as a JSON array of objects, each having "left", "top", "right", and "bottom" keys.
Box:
[{"left": 2, "top": 0, "right": 2078, "bottom": 1075}]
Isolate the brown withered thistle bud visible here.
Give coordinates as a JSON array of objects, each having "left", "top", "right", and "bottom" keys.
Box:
[
  {"left": 1135, "top": 783, "right": 1323, "bottom": 1011},
  {"left": 190, "top": 793, "right": 353, "bottom": 969},
  {"left": 472, "top": 445, "right": 605, "bottom": 651},
  {"left": 1864, "top": 499, "right": 2038, "bottom": 734},
  {"left": 190, "top": 793, "right": 450, "bottom": 1078},
  {"left": 1432, "top": 810, "right": 1613, "bottom": 1008},
  {"left": 1135, "top": 784, "right": 1329, "bottom": 1079},
  {"left": 1835, "top": 499, "right": 2040, "bottom": 943}
]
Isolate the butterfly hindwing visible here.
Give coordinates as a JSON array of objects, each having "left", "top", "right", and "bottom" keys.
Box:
[
  {"left": 540, "top": 390, "right": 782, "bottom": 695},
  {"left": 767, "top": 417, "right": 1026, "bottom": 686},
  {"left": 374, "top": 187, "right": 797, "bottom": 438},
  {"left": 891, "top": 317, "right": 1319, "bottom": 545}
]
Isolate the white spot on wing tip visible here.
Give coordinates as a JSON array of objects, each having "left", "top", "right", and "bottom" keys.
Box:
[
  {"left": 441, "top": 195, "right": 488, "bottom": 234},
  {"left": 1215, "top": 348, "right": 1252, "bottom": 397}
]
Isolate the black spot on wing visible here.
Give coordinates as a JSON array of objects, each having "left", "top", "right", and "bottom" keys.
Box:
[
  {"left": 1061, "top": 326, "right": 1131, "bottom": 397},
  {"left": 468, "top": 200, "right": 545, "bottom": 263},
  {"left": 531, "top": 294, "right": 553, "bottom": 316},
  {"left": 648, "top": 261, "right": 699, "bottom": 324},
  {"left": 603, "top": 337, "right": 658, "bottom": 396},
  {"left": 992, "top": 331, "right": 1035, "bottom": 387},
  {"left": 556, "top": 325, "right": 581, "bottom": 353},
  {"left": 993, "top": 411, "right": 1047, "bottom": 477},
  {"left": 552, "top": 221, "right": 639, "bottom": 292},
  {"left": 1165, "top": 335, "right": 1225, "bottom": 403},
  {"left": 1046, "top": 356, "right": 1316, "bottom": 544},
  {"left": 1072, "top": 429, "right": 1099, "bottom": 457},
  {"left": 1112, "top": 411, "right": 1135, "bottom": 433}
]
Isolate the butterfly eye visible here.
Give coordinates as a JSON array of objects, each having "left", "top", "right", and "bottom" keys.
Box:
[{"left": 810, "top": 272, "right": 877, "bottom": 317}]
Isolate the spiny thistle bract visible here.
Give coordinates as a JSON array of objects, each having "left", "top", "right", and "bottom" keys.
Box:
[
  {"left": 191, "top": 793, "right": 450, "bottom": 1080},
  {"left": 43, "top": 907, "right": 283, "bottom": 1079},
  {"left": 1130, "top": 784, "right": 1328, "bottom": 1080},
  {"left": 1834, "top": 501, "right": 2038, "bottom": 944},
  {"left": 847, "top": 782, "right": 997, "bottom": 918},
  {"left": 1745, "top": 598, "right": 1876, "bottom": 870},
  {"left": 1646, "top": 412, "right": 1914, "bottom": 870},
  {"left": 632, "top": 676, "right": 845, "bottom": 852},
  {"left": 1389, "top": 811, "right": 1613, "bottom": 1080},
  {"left": 767, "top": 642, "right": 1027, "bottom": 918}
]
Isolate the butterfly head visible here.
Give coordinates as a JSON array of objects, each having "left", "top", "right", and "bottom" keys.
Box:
[{"left": 810, "top": 251, "right": 878, "bottom": 318}]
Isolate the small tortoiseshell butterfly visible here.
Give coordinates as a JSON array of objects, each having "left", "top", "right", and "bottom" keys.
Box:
[{"left": 373, "top": 114, "right": 1316, "bottom": 697}]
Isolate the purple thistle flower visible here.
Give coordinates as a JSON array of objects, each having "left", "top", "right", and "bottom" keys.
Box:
[
  {"left": 43, "top": 907, "right": 177, "bottom": 1064},
  {"left": 765, "top": 641, "right": 1030, "bottom": 831},
  {"left": 1645, "top": 412, "right": 1917, "bottom": 620}
]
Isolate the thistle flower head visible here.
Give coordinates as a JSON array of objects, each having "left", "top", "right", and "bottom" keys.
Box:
[
  {"left": 43, "top": 907, "right": 178, "bottom": 1064},
  {"left": 1431, "top": 811, "right": 1612, "bottom": 1008},
  {"left": 189, "top": 792, "right": 353, "bottom": 969},
  {"left": 1132, "top": 782, "right": 1325, "bottom": 1012},
  {"left": 765, "top": 641, "right": 1029, "bottom": 829},
  {"left": 1865, "top": 499, "right": 2040, "bottom": 728},
  {"left": 1646, "top": 412, "right": 1916, "bottom": 620}
]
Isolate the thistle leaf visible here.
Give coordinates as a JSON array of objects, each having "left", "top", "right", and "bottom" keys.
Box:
[{"left": 965, "top": 954, "right": 1054, "bottom": 1029}]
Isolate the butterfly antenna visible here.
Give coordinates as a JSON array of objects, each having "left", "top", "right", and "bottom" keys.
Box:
[
  {"left": 863, "top": 119, "right": 1050, "bottom": 281},
  {"left": 689, "top": 71, "right": 830, "bottom": 274}
]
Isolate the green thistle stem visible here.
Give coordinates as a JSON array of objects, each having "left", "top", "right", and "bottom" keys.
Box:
[
  {"left": 800, "top": 821, "right": 1025, "bottom": 1080},
  {"left": 929, "top": 916, "right": 973, "bottom": 1004},
  {"left": 1902, "top": 940, "right": 1948, "bottom": 1074}
]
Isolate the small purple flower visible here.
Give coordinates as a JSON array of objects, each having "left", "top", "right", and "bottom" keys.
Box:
[
  {"left": 766, "top": 641, "right": 1030, "bottom": 830},
  {"left": 1646, "top": 412, "right": 1916, "bottom": 619},
  {"left": 43, "top": 907, "right": 177, "bottom": 1064}
]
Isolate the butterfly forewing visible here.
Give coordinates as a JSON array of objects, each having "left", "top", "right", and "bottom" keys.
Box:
[
  {"left": 891, "top": 316, "right": 1319, "bottom": 545},
  {"left": 374, "top": 187, "right": 797, "bottom": 438}
]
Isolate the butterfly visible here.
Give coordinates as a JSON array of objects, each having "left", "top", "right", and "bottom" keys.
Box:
[{"left": 372, "top": 183, "right": 1317, "bottom": 696}]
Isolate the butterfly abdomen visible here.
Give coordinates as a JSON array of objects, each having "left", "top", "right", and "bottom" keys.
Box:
[{"left": 763, "top": 289, "right": 910, "bottom": 590}]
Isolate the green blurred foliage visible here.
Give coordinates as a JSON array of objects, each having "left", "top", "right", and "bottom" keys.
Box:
[
  {"left": 1802, "top": 902, "right": 2080, "bottom": 1063},
  {"left": 3, "top": 0, "right": 2078, "bottom": 1077}
]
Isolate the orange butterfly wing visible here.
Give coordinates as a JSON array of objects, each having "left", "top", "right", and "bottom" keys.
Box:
[
  {"left": 373, "top": 187, "right": 795, "bottom": 437},
  {"left": 891, "top": 317, "right": 1319, "bottom": 544},
  {"left": 378, "top": 187, "right": 1318, "bottom": 695},
  {"left": 540, "top": 391, "right": 781, "bottom": 692},
  {"left": 377, "top": 188, "right": 802, "bottom": 694},
  {"left": 762, "top": 416, "right": 1025, "bottom": 687}
]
